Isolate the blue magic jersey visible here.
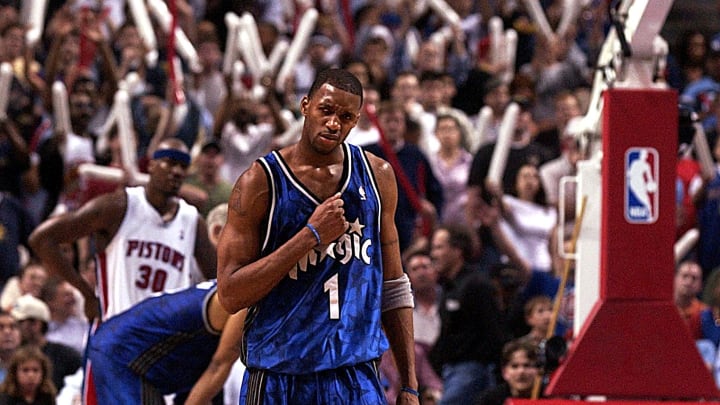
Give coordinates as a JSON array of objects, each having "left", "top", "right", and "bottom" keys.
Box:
[
  {"left": 87, "top": 280, "right": 221, "bottom": 396},
  {"left": 244, "top": 143, "right": 388, "bottom": 374}
]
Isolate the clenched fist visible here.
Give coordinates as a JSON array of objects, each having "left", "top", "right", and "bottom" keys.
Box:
[{"left": 306, "top": 193, "right": 349, "bottom": 245}]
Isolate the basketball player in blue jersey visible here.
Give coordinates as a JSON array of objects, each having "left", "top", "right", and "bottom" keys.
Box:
[
  {"left": 86, "top": 279, "right": 247, "bottom": 404},
  {"left": 217, "top": 68, "right": 419, "bottom": 404}
]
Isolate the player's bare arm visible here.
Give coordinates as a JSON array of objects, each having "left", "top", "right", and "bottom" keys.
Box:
[
  {"left": 29, "top": 189, "right": 127, "bottom": 316},
  {"left": 367, "top": 153, "right": 420, "bottom": 404},
  {"left": 217, "top": 161, "right": 348, "bottom": 312},
  {"left": 366, "top": 153, "right": 403, "bottom": 281},
  {"left": 185, "top": 303, "right": 247, "bottom": 405},
  {"left": 193, "top": 216, "right": 218, "bottom": 280}
]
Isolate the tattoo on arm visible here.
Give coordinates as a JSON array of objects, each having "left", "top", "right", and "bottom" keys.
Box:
[{"left": 229, "top": 190, "right": 243, "bottom": 214}]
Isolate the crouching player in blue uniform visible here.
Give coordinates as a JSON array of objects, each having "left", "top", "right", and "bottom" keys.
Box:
[
  {"left": 86, "top": 279, "right": 246, "bottom": 404},
  {"left": 217, "top": 68, "right": 419, "bottom": 404}
]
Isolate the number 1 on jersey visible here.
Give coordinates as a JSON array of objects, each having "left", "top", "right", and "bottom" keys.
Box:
[{"left": 324, "top": 273, "right": 340, "bottom": 319}]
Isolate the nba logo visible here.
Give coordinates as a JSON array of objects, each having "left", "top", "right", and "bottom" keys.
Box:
[{"left": 624, "top": 147, "right": 659, "bottom": 223}]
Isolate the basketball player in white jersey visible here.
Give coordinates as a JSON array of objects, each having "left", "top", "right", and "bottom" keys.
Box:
[{"left": 29, "top": 138, "right": 217, "bottom": 321}]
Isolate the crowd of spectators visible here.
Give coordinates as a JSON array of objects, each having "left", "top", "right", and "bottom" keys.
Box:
[{"left": 2, "top": 0, "right": 720, "bottom": 403}]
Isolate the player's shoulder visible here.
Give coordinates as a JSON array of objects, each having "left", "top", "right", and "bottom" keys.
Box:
[
  {"left": 235, "top": 159, "right": 271, "bottom": 191},
  {"left": 82, "top": 187, "right": 128, "bottom": 218},
  {"left": 226, "top": 160, "right": 272, "bottom": 220},
  {"left": 360, "top": 149, "right": 392, "bottom": 175},
  {"left": 363, "top": 151, "right": 396, "bottom": 192}
]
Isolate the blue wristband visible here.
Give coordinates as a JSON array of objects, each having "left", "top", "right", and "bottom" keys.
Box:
[
  {"left": 306, "top": 223, "right": 321, "bottom": 245},
  {"left": 400, "top": 387, "right": 420, "bottom": 397}
]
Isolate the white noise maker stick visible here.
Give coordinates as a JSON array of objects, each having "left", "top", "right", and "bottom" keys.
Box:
[
  {"left": 472, "top": 106, "right": 493, "bottom": 153},
  {"left": 267, "top": 39, "right": 290, "bottom": 76},
  {"left": 521, "top": 0, "right": 554, "bottom": 41},
  {"left": 674, "top": 228, "right": 699, "bottom": 264},
  {"left": 693, "top": 122, "right": 716, "bottom": 180},
  {"left": 113, "top": 90, "right": 142, "bottom": 183},
  {"left": 83, "top": 77, "right": 152, "bottom": 185},
  {"left": 24, "top": 0, "right": 48, "bottom": 47},
  {"left": 521, "top": 0, "right": 579, "bottom": 43},
  {"left": 0, "top": 63, "right": 13, "bottom": 120},
  {"left": 171, "top": 56, "right": 189, "bottom": 126},
  {"left": 147, "top": 0, "right": 201, "bottom": 73},
  {"left": 122, "top": 72, "right": 144, "bottom": 96},
  {"left": 489, "top": 17, "right": 504, "bottom": 66},
  {"left": 223, "top": 12, "right": 242, "bottom": 75},
  {"left": 488, "top": 17, "right": 517, "bottom": 84},
  {"left": 407, "top": 31, "right": 422, "bottom": 63},
  {"left": 172, "top": 29, "right": 201, "bottom": 74},
  {"left": 96, "top": 70, "right": 143, "bottom": 155},
  {"left": 78, "top": 163, "right": 125, "bottom": 183},
  {"left": 429, "top": 26, "right": 452, "bottom": 47},
  {"left": 413, "top": 0, "right": 429, "bottom": 19},
  {"left": 236, "top": 26, "right": 263, "bottom": 81},
  {"left": 276, "top": 8, "right": 319, "bottom": 93},
  {"left": 78, "top": 163, "right": 149, "bottom": 185},
  {"left": 239, "top": 12, "right": 269, "bottom": 77},
  {"left": 52, "top": 81, "right": 72, "bottom": 135},
  {"left": 502, "top": 29, "right": 518, "bottom": 84},
  {"left": 77, "top": 164, "right": 125, "bottom": 183},
  {"left": 426, "top": 0, "right": 461, "bottom": 29},
  {"left": 487, "top": 102, "right": 520, "bottom": 187},
  {"left": 251, "top": 84, "right": 267, "bottom": 101},
  {"left": 557, "top": 0, "right": 581, "bottom": 38},
  {"left": 127, "top": 0, "right": 159, "bottom": 67},
  {"left": 96, "top": 107, "right": 116, "bottom": 155}
]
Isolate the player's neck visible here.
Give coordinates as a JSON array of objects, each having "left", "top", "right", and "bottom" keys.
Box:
[
  {"left": 145, "top": 187, "right": 179, "bottom": 220},
  {"left": 292, "top": 141, "right": 345, "bottom": 168}
]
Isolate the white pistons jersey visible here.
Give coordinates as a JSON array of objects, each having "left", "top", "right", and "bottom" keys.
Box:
[{"left": 95, "top": 186, "right": 199, "bottom": 320}]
